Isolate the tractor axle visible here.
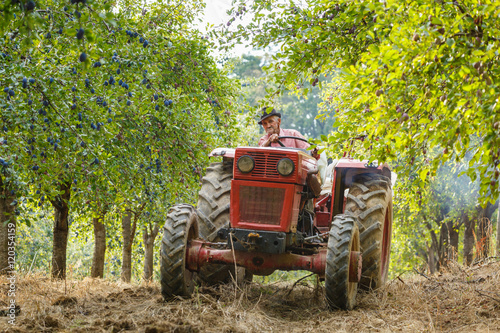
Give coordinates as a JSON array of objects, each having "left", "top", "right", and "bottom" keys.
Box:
[{"left": 186, "top": 240, "right": 327, "bottom": 276}]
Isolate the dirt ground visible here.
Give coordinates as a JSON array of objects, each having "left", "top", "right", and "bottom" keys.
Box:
[{"left": 0, "top": 260, "right": 499, "bottom": 333}]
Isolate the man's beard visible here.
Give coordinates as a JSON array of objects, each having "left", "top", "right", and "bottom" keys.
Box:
[{"left": 266, "top": 127, "right": 278, "bottom": 135}]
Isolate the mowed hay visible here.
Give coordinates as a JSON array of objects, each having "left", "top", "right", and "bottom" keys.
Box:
[{"left": 0, "top": 260, "right": 498, "bottom": 332}]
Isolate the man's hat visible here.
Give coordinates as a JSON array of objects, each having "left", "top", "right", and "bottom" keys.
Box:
[{"left": 258, "top": 107, "right": 281, "bottom": 125}]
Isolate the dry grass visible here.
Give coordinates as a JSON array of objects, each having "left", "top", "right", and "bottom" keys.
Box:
[{"left": 0, "top": 259, "right": 499, "bottom": 332}]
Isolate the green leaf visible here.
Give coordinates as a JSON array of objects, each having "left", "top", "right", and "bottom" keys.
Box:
[{"left": 419, "top": 168, "right": 428, "bottom": 182}]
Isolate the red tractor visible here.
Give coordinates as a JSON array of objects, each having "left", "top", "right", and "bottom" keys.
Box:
[{"left": 160, "top": 138, "right": 393, "bottom": 310}]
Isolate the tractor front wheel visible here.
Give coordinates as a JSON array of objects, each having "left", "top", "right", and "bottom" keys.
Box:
[
  {"left": 160, "top": 204, "right": 199, "bottom": 300},
  {"left": 325, "top": 214, "right": 360, "bottom": 310}
]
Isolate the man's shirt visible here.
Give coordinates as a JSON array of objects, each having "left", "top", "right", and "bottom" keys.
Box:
[{"left": 258, "top": 128, "right": 310, "bottom": 149}]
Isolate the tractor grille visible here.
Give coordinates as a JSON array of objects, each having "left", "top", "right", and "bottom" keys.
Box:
[
  {"left": 235, "top": 151, "right": 297, "bottom": 180},
  {"left": 239, "top": 185, "right": 285, "bottom": 225}
]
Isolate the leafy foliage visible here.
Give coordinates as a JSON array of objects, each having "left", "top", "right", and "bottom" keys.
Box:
[
  {"left": 232, "top": 54, "right": 334, "bottom": 139},
  {"left": 0, "top": 0, "right": 249, "bottom": 280},
  {"left": 213, "top": 0, "right": 500, "bottom": 275},
  {"left": 220, "top": 0, "right": 500, "bottom": 205},
  {"left": 1, "top": 0, "right": 244, "bottom": 222}
]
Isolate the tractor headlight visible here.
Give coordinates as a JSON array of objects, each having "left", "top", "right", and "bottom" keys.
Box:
[
  {"left": 277, "top": 158, "right": 294, "bottom": 176},
  {"left": 237, "top": 155, "right": 255, "bottom": 173}
]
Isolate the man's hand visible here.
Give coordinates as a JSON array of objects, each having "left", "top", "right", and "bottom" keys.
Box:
[
  {"left": 265, "top": 134, "right": 279, "bottom": 146},
  {"left": 312, "top": 147, "right": 320, "bottom": 160}
]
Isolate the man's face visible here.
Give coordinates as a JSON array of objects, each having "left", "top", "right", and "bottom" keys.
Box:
[{"left": 261, "top": 116, "right": 281, "bottom": 135}]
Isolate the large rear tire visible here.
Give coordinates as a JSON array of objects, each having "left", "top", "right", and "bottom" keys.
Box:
[
  {"left": 160, "top": 204, "right": 199, "bottom": 300},
  {"left": 196, "top": 162, "right": 253, "bottom": 285},
  {"left": 325, "top": 215, "right": 360, "bottom": 310},
  {"left": 197, "top": 162, "right": 232, "bottom": 242},
  {"left": 345, "top": 173, "right": 393, "bottom": 290}
]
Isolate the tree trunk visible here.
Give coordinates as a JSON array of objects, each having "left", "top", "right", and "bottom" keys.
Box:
[
  {"left": 120, "top": 204, "right": 145, "bottom": 282},
  {"left": 476, "top": 218, "right": 490, "bottom": 259},
  {"left": 496, "top": 195, "right": 500, "bottom": 257},
  {"left": 50, "top": 181, "right": 72, "bottom": 279},
  {"left": 427, "top": 242, "right": 436, "bottom": 274},
  {"left": 439, "top": 219, "right": 459, "bottom": 266},
  {"left": 438, "top": 223, "right": 448, "bottom": 268},
  {"left": 476, "top": 202, "right": 497, "bottom": 259},
  {"left": 496, "top": 201, "right": 500, "bottom": 256},
  {"left": 448, "top": 220, "right": 459, "bottom": 262},
  {"left": 0, "top": 176, "right": 16, "bottom": 275},
  {"left": 416, "top": 246, "right": 428, "bottom": 268},
  {"left": 91, "top": 215, "right": 106, "bottom": 278},
  {"left": 121, "top": 209, "right": 133, "bottom": 282},
  {"left": 143, "top": 222, "right": 159, "bottom": 281},
  {"left": 425, "top": 221, "right": 439, "bottom": 273},
  {"left": 463, "top": 213, "right": 475, "bottom": 265}
]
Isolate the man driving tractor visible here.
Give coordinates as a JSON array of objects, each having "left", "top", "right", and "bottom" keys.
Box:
[
  {"left": 258, "top": 107, "right": 326, "bottom": 181},
  {"left": 258, "top": 107, "right": 310, "bottom": 149}
]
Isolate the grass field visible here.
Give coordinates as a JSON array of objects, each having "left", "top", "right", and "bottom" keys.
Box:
[{"left": 1, "top": 259, "right": 499, "bottom": 332}]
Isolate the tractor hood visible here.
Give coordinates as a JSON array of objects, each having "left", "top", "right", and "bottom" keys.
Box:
[{"left": 232, "top": 146, "right": 317, "bottom": 185}]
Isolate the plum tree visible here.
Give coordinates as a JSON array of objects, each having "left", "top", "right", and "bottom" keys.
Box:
[
  {"left": 219, "top": 0, "right": 499, "bottom": 206},
  {"left": 216, "top": 0, "right": 500, "bottom": 270},
  {"left": 0, "top": 0, "right": 244, "bottom": 279}
]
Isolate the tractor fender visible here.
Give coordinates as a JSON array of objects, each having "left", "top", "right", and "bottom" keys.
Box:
[
  {"left": 335, "top": 158, "right": 392, "bottom": 182},
  {"left": 209, "top": 148, "right": 235, "bottom": 158}
]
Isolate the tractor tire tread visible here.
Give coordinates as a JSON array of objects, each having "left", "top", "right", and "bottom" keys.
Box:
[
  {"left": 197, "top": 162, "right": 232, "bottom": 241},
  {"left": 345, "top": 173, "right": 392, "bottom": 290},
  {"left": 160, "top": 205, "right": 198, "bottom": 300},
  {"left": 196, "top": 162, "right": 253, "bottom": 285},
  {"left": 325, "top": 214, "right": 359, "bottom": 310}
]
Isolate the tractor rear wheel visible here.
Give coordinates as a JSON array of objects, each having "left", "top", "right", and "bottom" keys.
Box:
[
  {"left": 160, "top": 204, "right": 199, "bottom": 300},
  {"left": 345, "top": 173, "right": 393, "bottom": 290},
  {"left": 196, "top": 162, "right": 253, "bottom": 285},
  {"left": 197, "top": 162, "right": 232, "bottom": 241},
  {"left": 325, "top": 214, "right": 360, "bottom": 310}
]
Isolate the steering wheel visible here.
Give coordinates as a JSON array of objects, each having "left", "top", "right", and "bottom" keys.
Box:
[{"left": 276, "top": 136, "right": 309, "bottom": 147}]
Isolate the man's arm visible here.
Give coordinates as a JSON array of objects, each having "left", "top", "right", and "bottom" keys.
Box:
[
  {"left": 284, "top": 130, "right": 319, "bottom": 158},
  {"left": 285, "top": 129, "right": 310, "bottom": 149},
  {"left": 259, "top": 134, "right": 280, "bottom": 147}
]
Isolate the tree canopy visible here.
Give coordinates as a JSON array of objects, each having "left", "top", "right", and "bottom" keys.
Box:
[
  {"left": 0, "top": 0, "right": 247, "bottom": 278},
  {"left": 1, "top": 0, "right": 498, "bottom": 282},
  {"left": 1, "top": 0, "right": 243, "bottom": 217},
  {"left": 232, "top": 53, "right": 334, "bottom": 138},
  {"left": 219, "top": 0, "right": 500, "bottom": 205}
]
